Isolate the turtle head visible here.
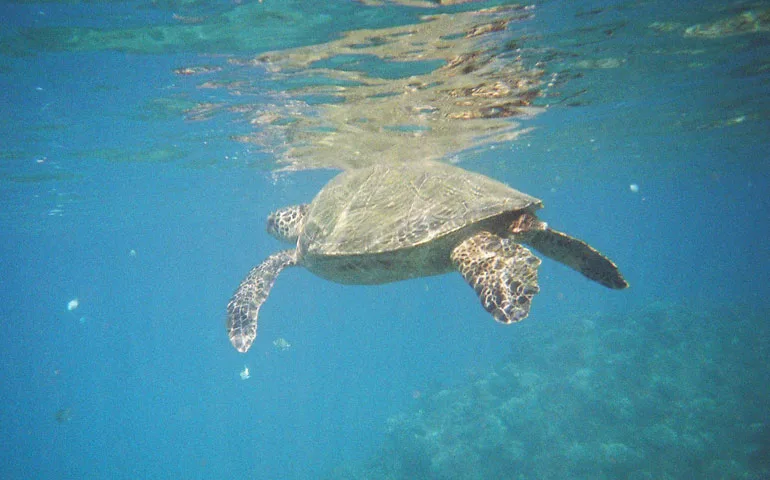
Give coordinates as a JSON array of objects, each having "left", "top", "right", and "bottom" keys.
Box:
[{"left": 267, "top": 204, "right": 308, "bottom": 244}]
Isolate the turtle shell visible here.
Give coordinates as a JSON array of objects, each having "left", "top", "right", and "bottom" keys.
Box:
[{"left": 299, "top": 161, "right": 541, "bottom": 258}]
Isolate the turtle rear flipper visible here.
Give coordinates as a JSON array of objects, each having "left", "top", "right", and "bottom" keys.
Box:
[
  {"left": 451, "top": 231, "right": 541, "bottom": 324},
  {"left": 227, "top": 249, "right": 298, "bottom": 353},
  {"left": 525, "top": 228, "right": 628, "bottom": 290}
]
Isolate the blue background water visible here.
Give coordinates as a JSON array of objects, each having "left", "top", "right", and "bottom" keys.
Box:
[{"left": 1, "top": 1, "right": 768, "bottom": 479}]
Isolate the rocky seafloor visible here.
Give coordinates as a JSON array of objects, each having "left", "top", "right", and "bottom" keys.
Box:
[{"left": 330, "top": 302, "right": 770, "bottom": 479}]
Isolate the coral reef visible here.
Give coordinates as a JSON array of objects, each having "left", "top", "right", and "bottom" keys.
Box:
[
  {"left": 331, "top": 302, "right": 770, "bottom": 479},
  {"left": 685, "top": 8, "right": 770, "bottom": 38}
]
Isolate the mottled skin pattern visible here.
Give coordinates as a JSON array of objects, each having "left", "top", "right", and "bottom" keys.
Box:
[
  {"left": 226, "top": 161, "right": 628, "bottom": 353},
  {"left": 451, "top": 231, "right": 541, "bottom": 323},
  {"left": 227, "top": 250, "right": 298, "bottom": 353},
  {"left": 267, "top": 205, "right": 307, "bottom": 243}
]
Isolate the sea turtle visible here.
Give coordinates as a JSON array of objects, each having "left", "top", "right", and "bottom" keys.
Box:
[{"left": 227, "top": 161, "right": 628, "bottom": 353}]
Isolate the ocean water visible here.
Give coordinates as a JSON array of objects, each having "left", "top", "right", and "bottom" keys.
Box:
[{"left": 1, "top": 1, "right": 768, "bottom": 479}]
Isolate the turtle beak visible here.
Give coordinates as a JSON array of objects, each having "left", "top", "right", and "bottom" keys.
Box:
[{"left": 266, "top": 213, "right": 279, "bottom": 238}]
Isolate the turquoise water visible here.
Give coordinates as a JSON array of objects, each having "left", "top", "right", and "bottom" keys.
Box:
[{"left": 1, "top": 1, "right": 768, "bottom": 479}]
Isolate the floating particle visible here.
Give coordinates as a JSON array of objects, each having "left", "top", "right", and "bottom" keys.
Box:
[
  {"left": 67, "top": 298, "right": 79, "bottom": 311},
  {"left": 55, "top": 408, "right": 72, "bottom": 423},
  {"left": 273, "top": 337, "right": 291, "bottom": 351},
  {"left": 129, "top": 249, "right": 137, "bottom": 257},
  {"left": 239, "top": 365, "right": 250, "bottom": 380},
  {"left": 629, "top": 183, "right": 639, "bottom": 193}
]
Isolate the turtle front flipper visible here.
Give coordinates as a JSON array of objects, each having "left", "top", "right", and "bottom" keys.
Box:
[
  {"left": 513, "top": 217, "right": 628, "bottom": 290},
  {"left": 227, "top": 249, "right": 299, "bottom": 353},
  {"left": 451, "top": 231, "right": 541, "bottom": 324}
]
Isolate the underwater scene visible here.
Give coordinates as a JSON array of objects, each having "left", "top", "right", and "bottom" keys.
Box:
[{"left": 1, "top": 0, "right": 768, "bottom": 478}]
